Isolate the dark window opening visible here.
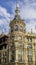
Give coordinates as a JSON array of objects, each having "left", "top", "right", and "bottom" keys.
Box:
[
  {"left": 12, "top": 56, "right": 15, "bottom": 62},
  {"left": 4, "top": 58, "right": 7, "bottom": 63},
  {"left": 11, "top": 28, "right": 13, "bottom": 32},
  {"left": 0, "top": 44, "right": 7, "bottom": 50},
  {"left": 18, "top": 56, "right": 22, "bottom": 62},
  {"left": 10, "top": 56, "right": 15, "bottom": 62},
  {"left": 11, "top": 36, "right": 14, "bottom": 40},
  {"left": 27, "top": 44, "right": 32, "bottom": 49},
  {"left": 28, "top": 55, "right": 32, "bottom": 62},
  {"left": 0, "top": 59, "right": 1, "bottom": 64}
]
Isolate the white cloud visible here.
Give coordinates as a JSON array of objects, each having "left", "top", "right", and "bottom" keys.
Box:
[
  {"left": 0, "top": 6, "right": 12, "bottom": 34},
  {"left": 26, "top": 20, "right": 36, "bottom": 33},
  {"left": 20, "top": 2, "right": 36, "bottom": 19},
  {"left": 0, "top": 6, "right": 10, "bottom": 17}
]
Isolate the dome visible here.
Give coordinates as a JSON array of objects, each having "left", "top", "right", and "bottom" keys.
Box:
[{"left": 10, "top": 3, "right": 26, "bottom": 28}]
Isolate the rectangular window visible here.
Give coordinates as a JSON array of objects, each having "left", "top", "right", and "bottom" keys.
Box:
[
  {"left": 27, "top": 37, "right": 32, "bottom": 42},
  {"left": 10, "top": 55, "right": 15, "bottom": 62},
  {"left": 28, "top": 50, "right": 32, "bottom": 55},
  {"left": 3, "top": 52, "right": 7, "bottom": 56},
  {"left": 18, "top": 50, "right": 22, "bottom": 62},
  {"left": 27, "top": 44, "right": 32, "bottom": 49},
  {"left": 28, "top": 50, "right": 32, "bottom": 62},
  {"left": 11, "top": 28, "right": 13, "bottom": 32},
  {"left": 28, "top": 55, "right": 32, "bottom": 62},
  {"left": 0, "top": 53, "right": 1, "bottom": 57},
  {"left": 3, "top": 58, "right": 7, "bottom": 63},
  {"left": 0, "top": 59, "right": 1, "bottom": 64},
  {"left": 11, "top": 36, "right": 14, "bottom": 40}
]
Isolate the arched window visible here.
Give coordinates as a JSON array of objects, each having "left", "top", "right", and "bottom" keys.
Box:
[
  {"left": 14, "top": 25, "right": 18, "bottom": 31},
  {"left": 10, "top": 42, "right": 15, "bottom": 62}
]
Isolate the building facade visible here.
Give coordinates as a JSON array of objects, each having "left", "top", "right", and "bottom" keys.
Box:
[{"left": 0, "top": 4, "right": 36, "bottom": 65}]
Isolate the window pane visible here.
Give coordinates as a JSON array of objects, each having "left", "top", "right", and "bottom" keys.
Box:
[
  {"left": 3, "top": 52, "right": 7, "bottom": 56},
  {"left": 18, "top": 42, "right": 23, "bottom": 47},
  {"left": 18, "top": 50, "right": 22, "bottom": 62},
  {"left": 11, "top": 28, "right": 13, "bottom": 32},
  {"left": 3, "top": 58, "right": 7, "bottom": 63},
  {"left": 28, "top": 56, "right": 32, "bottom": 62},
  {"left": 27, "top": 44, "right": 32, "bottom": 48},
  {"left": 27, "top": 50, "right": 32, "bottom": 62},
  {"left": 28, "top": 50, "right": 32, "bottom": 55},
  {"left": 10, "top": 50, "right": 15, "bottom": 62},
  {"left": 27, "top": 37, "right": 32, "bottom": 42}
]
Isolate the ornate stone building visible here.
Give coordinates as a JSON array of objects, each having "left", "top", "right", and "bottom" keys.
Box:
[{"left": 0, "top": 4, "right": 36, "bottom": 65}]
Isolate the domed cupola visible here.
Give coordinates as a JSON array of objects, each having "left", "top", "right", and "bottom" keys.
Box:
[{"left": 10, "top": 3, "right": 26, "bottom": 33}]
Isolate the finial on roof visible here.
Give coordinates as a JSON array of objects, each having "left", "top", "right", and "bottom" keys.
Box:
[
  {"left": 15, "top": 2, "right": 20, "bottom": 19},
  {"left": 2, "top": 25, "right": 4, "bottom": 35},
  {"left": 16, "top": 3, "right": 19, "bottom": 8},
  {"left": 15, "top": 3, "right": 20, "bottom": 15}
]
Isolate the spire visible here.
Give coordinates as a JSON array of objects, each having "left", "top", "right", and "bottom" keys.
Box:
[
  {"left": 15, "top": 3, "right": 20, "bottom": 14},
  {"left": 2, "top": 29, "right": 4, "bottom": 34},
  {"left": 2, "top": 25, "right": 4, "bottom": 35},
  {"left": 15, "top": 3, "right": 20, "bottom": 19}
]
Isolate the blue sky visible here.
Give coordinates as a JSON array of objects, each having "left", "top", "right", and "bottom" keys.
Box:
[{"left": 0, "top": 0, "right": 36, "bottom": 34}]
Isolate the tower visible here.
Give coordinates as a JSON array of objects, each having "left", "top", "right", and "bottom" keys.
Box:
[
  {"left": 9, "top": 3, "right": 26, "bottom": 65},
  {"left": 0, "top": 2, "right": 36, "bottom": 65}
]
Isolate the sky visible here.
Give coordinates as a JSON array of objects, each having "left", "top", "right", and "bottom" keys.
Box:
[{"left": 0, "top": 0, "right": 36, "bottom": 34}]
